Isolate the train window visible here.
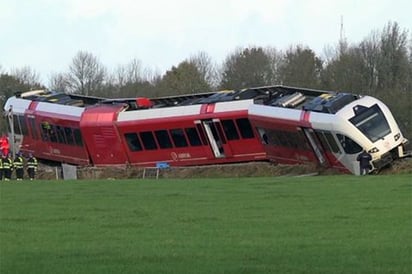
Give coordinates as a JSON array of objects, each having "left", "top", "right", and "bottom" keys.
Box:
[
  {"left": 185, "top": 127, "right": 202, "bottom": 146},
  {"left": 40, "top": 124, "right": 47, "bottom": 141},
  {"left": 140, "top": 131, "right": 158, "bottom": 150},
  {"left": 214, "top": 122, "right": 227, "bottom": 144},
  {"left": 73, "top": 129, "right": 83, "bottom": 146},
  {"left": 324, "top": 131, "right": 341, "bottom": 153},
  {"left": 124, "top": 133, "right": 142, "bottom": 151},
  {"left": 221, "top": 120, "right": 240, "bottom": 140},
  {"left": 155, "top": 130, "right": 173, "bottom": 149},
  {"left": 196, "top": 124, "right": 208, "bottom": 145},
  {"left": 256, "top": 127, "right": 269, "bottom": 144},
  {"left": 28, "top": 117, "right": 38, "bottom": 140},
  {"left": 56, "top": 126, "right": 66, "bottom": 144},
  {"left": 12, "top": 115, "right": 21, "bottom": 135},
  {"left": 170, "top": 128, "right": 188, "bottom": 148},
  {"left": 64, "top": 127, "right": 75, "bottom": 145},
  {"left": 49, "top": 125, "right": 58, "bottom": 143},
  {"left": 262, "top": 128, "right": 280, "bottom": 146},
  {"left": 262, "top": 128, "right": 310, "bottom": 150},
  {"left": 40, "top": 122, "right": 52, "bottom": 141},
  {"left": 337, "top": 134, "right": 362, "bottom": 154},
  {"left": 350, "top": 104, "right": 391, "bottom": 142},
  {"left": 297, "top": 130, "right": 311, "bottom": 150},
  {"left": 315, "top": 131, "right": 332, "bottom": 152},
  {"left": 276, "top": 130, "right": 289, "bottom": 147},
  {"left": 288, "top": 131, "right": 302, "bottom": 149},
  {"left": 18, "top": 115, "right": 29, "bottom": 136},
  {"left": 236, "top": 118, "right": 254, "bottom": 139}
]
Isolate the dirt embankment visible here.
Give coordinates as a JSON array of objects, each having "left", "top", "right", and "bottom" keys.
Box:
[{"left": 36, "top": 158, "right": 412, "bottom": 180}]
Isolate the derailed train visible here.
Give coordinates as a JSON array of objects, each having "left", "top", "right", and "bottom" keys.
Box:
[{"left": 3, "top": 85, "right": 409, "bottom": 174}]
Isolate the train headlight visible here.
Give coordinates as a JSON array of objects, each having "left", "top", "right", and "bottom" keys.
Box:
[
  {"left": 368, "top": 147, "right": 379, "bottom": 153},
  {"left": 394, "top": 133, "right": 401, "bottom": 141}
]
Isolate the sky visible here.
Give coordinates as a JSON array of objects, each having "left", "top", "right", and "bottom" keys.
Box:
[{"left": 0, "top": 0, "right": 411, "bottom": 85}]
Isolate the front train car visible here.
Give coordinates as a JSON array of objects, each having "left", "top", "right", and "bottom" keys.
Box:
[
  {"left": 249, "top": 86, "right": 408, "bottom": 175},
  {"left": 323, "top": 95, "right": 409, "bottom": 172}
]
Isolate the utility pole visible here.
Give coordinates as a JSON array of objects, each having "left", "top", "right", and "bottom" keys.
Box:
[{"left": 339, "top": 15, "right": 347, "bottom": 54}]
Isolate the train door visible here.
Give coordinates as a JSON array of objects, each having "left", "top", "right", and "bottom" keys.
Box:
[
  {"left": 302, "top": 128, "right": 329, "bottom": 167},
  {"left": 196, "top": 119, "right": 227, "bottom": 158}
]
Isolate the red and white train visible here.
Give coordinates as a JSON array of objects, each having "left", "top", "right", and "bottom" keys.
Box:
[{"left": 3, "top": 85, "right": 409, "bottom": 174}]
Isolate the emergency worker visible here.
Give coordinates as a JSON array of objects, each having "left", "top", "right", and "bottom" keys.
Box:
[
  {"left": 357, "top": 150, "right": 372, "bottom": 175},
  {"left": 3, "top": 153, "right": 13, "bottom": 181},
  {"left": 14, "top": 152, "right": 25, "bottom": 180},
  {"left": 27, "top": 153, "right": 38, "bottom": 180}
]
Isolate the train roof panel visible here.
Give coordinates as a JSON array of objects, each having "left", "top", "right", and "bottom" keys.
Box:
[
  {"left": 4, "top": 97, "right": 32, "bottom": 114},
  {"left": 118, "top": 104, "right": 202, "bottom": 122},
  {"left": 214, "top": 99, "right": 253, "bottom": 113},
  {"left": 36, "top": 101, "right": 84, "bottom": 117},
  {"left": 14, "top": 89, "right": 105, "bottom": 107}
]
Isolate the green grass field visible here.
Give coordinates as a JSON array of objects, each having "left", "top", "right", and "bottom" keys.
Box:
[{"left": 1, "top": 175, "right": 411, "bottom": 274}]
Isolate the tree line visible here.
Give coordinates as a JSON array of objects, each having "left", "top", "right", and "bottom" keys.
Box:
[{"left": 1, "top": 21, "right": 411, "bottom": 138}]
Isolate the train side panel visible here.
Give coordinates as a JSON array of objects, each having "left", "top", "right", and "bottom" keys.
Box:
[{"left": 80, "top": 105, "right": 129, "bottom": 166}]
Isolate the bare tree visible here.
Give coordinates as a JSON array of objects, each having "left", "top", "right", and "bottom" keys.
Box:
[
  {"left": 111, "top": 65, "right": 126, "bottom": 88},
  {"left": 10, "top": 66, "right": 42, "bottom": 87},
  {"left": 49, "top": 72, "right": 70, "bottom": 92},
  {"left": 189, "top": 52, "right": 219, "bottom": 89},
  {"left": 358, "top": 31, "right": 381, "bottom": 92},
  {"left": 67, "top": 51, "right": 107, "bottom": 96},
  {"left": 112, "top": 58, "right": 144, "bottom": 86},
  {"left": 377, "top": 21, "right": 409, "bottom": 90},
  {"left": 108, "top": 59, "right": 161, "bottom": 98},
  {"left": 126, "top": 58, "right": 143, "bottom": 83},
  {"left": 264, "top": 47, "right": 283, "bottom": 84}
]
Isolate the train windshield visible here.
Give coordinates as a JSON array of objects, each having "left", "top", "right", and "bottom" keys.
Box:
[{"left": 350, "top": 104, "right": 391, "bottom": 142}]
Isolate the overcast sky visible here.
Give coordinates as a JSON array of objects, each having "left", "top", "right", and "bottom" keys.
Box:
[{"left": 0, "top": 0, "right": 410, "bottom": 84}]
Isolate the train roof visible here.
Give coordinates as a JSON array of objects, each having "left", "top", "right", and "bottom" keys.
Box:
[
  {"left": 16, "top": 89, "right": 105, "bottom": 107},
  {"left": 11, "top": 85, "right": 359, "bottom": 115}
]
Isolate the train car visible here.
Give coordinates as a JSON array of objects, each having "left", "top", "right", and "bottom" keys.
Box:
[
  {"left": 3, "top": 90, "right": 103, "bottom": 165},
  {"left": 80, "top": 89, "right": 269, "bottom": 166},
  {"left": 248, "top": 86, "right": 409, "bottom": 174}
]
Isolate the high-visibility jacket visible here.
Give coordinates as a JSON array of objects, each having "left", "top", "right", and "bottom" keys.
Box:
[
  {"left": 27, "top": 157, "right": 38, "bottom": 170},
  {"left": 0, "top": 158, "right": 3, "bottom": 169},
  {"left": 2, "top": 158, "right": 12, "bottom": 170},
  {"left": 14, "top": 156, "right": 24, "bottom": 170}
]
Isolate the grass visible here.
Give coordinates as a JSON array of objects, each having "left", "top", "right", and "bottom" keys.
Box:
[{"left": 0, "top": 175, "right": 411, "bottom": 274}]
